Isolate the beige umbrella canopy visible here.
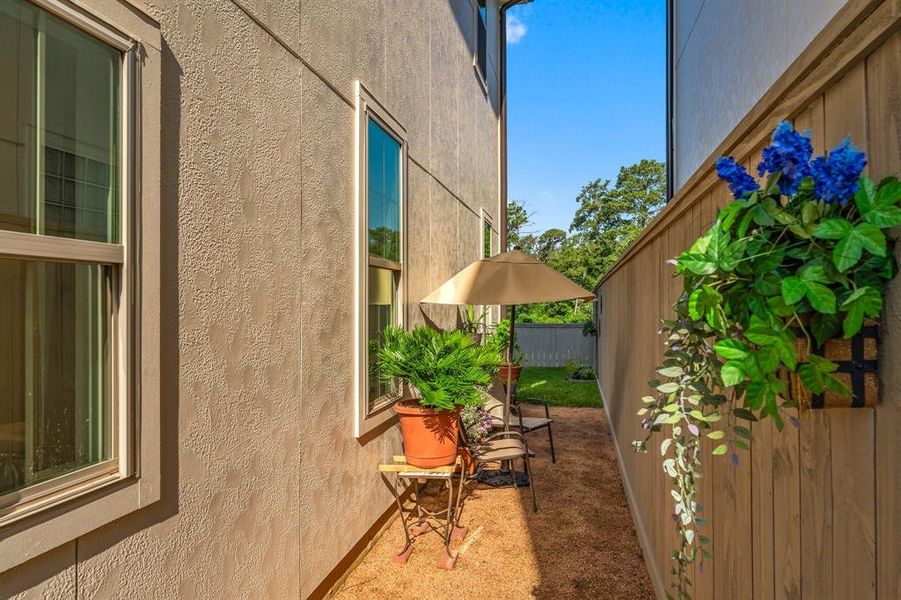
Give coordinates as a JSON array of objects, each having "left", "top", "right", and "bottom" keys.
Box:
[
  {"left": 420, "top": 249, "right": 595, "bottom": 306},
  {"left": 421, "top": 249, "right": 595, "bottom": 444}
]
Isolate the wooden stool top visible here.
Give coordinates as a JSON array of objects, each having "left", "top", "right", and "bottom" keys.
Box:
[{"left": 378, "top": 455, "right": 461, "bottom": 479}]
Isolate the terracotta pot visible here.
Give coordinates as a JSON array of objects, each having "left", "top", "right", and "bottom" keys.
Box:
[
  {"left": 458, "top": 448, "right": 477, "bottom": 476},
  {"left": 499, "top": 364, "right": 522, "bottom": 383},
  {"left": 394, "top": 400, "right": 460, "bottom": 468}
]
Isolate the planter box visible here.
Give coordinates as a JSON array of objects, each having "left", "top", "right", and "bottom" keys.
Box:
[{"left": 789, "top": 320, "right": 879, "bottom": 408}]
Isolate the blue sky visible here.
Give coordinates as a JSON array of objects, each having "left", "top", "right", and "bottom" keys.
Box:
[{"left": 506, "top": 0, "right": 666, "bottom": 234}]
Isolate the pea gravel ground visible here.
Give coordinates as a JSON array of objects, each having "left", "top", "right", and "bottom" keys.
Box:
[{"left": 334, "top": 405, "right": 655, "bottom": 600}]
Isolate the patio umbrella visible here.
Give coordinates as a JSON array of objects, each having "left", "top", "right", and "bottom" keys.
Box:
[{"left": 421, "top": 249, "right": 594, "bottom": 426}]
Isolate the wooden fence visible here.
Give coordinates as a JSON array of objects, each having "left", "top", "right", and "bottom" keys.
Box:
[
  {"left": 596, "top": 3, "right": 901, "bottom": 598},
  {"left": 516, "top": 324, "right": 596, "bottom": 368}
]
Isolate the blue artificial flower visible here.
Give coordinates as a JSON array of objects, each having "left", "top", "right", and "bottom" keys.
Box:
[
  {"left": 715, "top": 156, "right": 759, "bottom": 198},
  {"left": 757, "top": 121, "right": 813, "bottom": 196},
  {"left": 809, "top": 138, "right": 867, "bottom": 204}
]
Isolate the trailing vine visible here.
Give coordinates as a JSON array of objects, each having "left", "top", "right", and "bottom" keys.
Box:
[{"left": 633, "top": 122, "right": 901, "bottom": 598}]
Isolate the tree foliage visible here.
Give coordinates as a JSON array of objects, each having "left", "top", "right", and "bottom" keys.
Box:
[{"left": 508, "top": 159, "right": 666, "bottom": 323}]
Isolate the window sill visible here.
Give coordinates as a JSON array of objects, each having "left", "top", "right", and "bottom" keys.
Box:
[
  {"left": 473, "top": 62, "right": 489, "bottom": 97},
  {"left": 0, "top": 475, "right": 158, "bottom": 572},
  {"left": 356, "top": 396, "right": 400, "bottom": 440},
  {"left": 0, "top": 461, "right": 121, "bottom": 526}
]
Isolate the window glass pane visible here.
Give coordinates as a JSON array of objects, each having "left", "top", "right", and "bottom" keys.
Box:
[
  {"left": 0, "top": 0, "right": 120, "bottom": 244},
  {"left": 367, "top": 266, "right": 398, "bottom": 409},
  {"left": 476, "top": 4, "right": 487, "bottom": 80},
  {"left": 0, "top": 258, "right": 112, "bottom": 497},
  {"left": 367, "top": 118, "right": 401, "bottom": 262},
  {"left": 483, "top": 218, "right": 492, "bottom": 258}
]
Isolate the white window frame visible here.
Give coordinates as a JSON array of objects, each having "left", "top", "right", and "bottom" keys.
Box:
[
  {"left": 480, "top": 208, "right": 494, "bottom": 259},
  {"left": 472, "top": 0, "right": 489, "bottom": 94},
  {"left": 354, "top": 81, "right": 408, "bottom": 439},
  {"left": 478, "top": 208, "right": 498, "bottom": 328},
  {"left": 1, "top": 0, "right": 161, "bottom": 572}
]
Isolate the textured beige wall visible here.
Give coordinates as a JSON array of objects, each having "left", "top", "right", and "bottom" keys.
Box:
[
  {"left": 0, "top": 0, "right": 500, "bottom": 597},
  {"left": 672, "top": 0, "right": 846, "bottom": 189}
]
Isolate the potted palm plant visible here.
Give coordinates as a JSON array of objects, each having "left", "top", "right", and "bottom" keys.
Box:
[
  {"left": 378, "top": 326, "right": 501, "bottom": 467},
  {"left": 490, "top": 319, "right": 524, "bottom": 384}
]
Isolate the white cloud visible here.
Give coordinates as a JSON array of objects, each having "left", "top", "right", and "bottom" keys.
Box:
[{"left": 506, "top": 14, "right": 527, "bottom": 44}]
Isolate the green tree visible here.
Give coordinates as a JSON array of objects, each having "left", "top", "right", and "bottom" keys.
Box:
[
  {"left": 568, "top": 159, "right": 666, "bottom": 284},
  {"left": 534, "top": 228, "right": 567, "bottom": 261},
  {"left": 511, "top": 159, "right": 666, "bottom": 323},
  {"left": 506, "top": 199, "right": 536, "bottom": 253}
]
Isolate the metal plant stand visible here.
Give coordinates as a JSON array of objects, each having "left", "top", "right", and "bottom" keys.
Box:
[{"left": 379, "top": 455, "right": 469, "bottom": 569}]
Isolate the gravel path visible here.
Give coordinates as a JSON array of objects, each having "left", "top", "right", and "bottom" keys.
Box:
[{"left": 334, "top": 405, "right": 655, "bottom": 599}]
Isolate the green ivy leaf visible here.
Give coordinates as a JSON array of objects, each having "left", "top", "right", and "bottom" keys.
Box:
[
  {"left": 801, "top": 202, "right": 820, "bottom": 225},
  {"left": 798, "top": 363, "right": 824, "bottom": 394},
  {"left": 854, "top": 223, "right": 886, "bottom": 257},
  {"left": 843, "top": 305, "right": 865, "bottom": 338},
  {"left": 833, "top": 234, "right": 863, "bottom": 272},
  {"left": 808, "top": 354, "right": 839, "bottom": 373},
  {"left": 753, "top": 204, "right": 775, "bottom": 227},
  {"left": 781, "top": 276, "right": 806, "bottom": 305},
  {"left": 854, "top": 177, "right": 876, "bottom": 212},
  {"left": 775, "top": 337, "right": 798, "bottom": 370},
  {"left": 657, "top": 382, "right": 680, "bottom": 393},
  {"left": 707, "top": 430, "right": 725, "bottom": 440},
  {"left": 732, "top": 407, "right": 759, "bottom": 421},
  {"left": 798, "top": 263, "right": 830, "bottom": 284},
  {"left": 874, "top": 177, "right": 901, "bottom": 209},
  {"left": 804, "top": 281, "right": 836, "bottom": 314},
  {"left": 753, "top": 247, "right": 784, "bottom": 273},
  {"left": 744, "top": 382, "right": 767, "bottom": 410},
  {"left": 823, "top": 373, "right": 851, "bottom": 397},
  {"left": 657, "top": 366, "right": 685, "bottom": 378},
  {"left": 720, "top": 361, "right": 745, "bottom": 386},
  {"left": 811, "top": 313, "right": 840, "bottom": 347},
  {"left": 688, "top": 288, "right": 705, "bottom": 321},
  {"left": 756, "top": 345, "right": 781, "bottom": 373},
  {"left": 813, "top": 218, "right": 853, "bottom": 240},
  {"left": 863, "top": 205, "right": 901, "bottom": 228},
  {"left": 734, "top": 425, "right": 754, "bottom": 441},
  {"left": 788, "top": 223, "right": 812, "bottom": 239},
  {"left": 712, "top": 444, "right": 728, "bottom": 456},
  {"left": 681, "top": 252, "right": 717, "bottom": 275},
  {"left": 713, "top": 339, "right": 751, "bottom": 360},
  {"left": 737, "top": 210, "right": 756, "bottom": 238},
  {"left": 840, "top": 286, "right": 882, "bottom": 338}
]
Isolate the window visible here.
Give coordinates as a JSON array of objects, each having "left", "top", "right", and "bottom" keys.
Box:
[
  {"left": 355, "top": 82, "right": 406, "bottom": 437},
  {"left": 474, "top": 0, "right": 488, "bottom": 88},
  {"left": 0, "top": 0, "right": 135, "bottom": 526},
  {"left": 481, "top": 212, "right": 493, "bottom": 259}
]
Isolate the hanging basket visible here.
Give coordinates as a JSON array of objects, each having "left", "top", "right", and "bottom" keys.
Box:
[{"left": 789, "top": 319, "right": 879, "bottom": 409}]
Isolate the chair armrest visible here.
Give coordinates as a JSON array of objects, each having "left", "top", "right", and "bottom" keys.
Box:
[{"left": 484, "top": 430, "right": 527, "bottom": 443}]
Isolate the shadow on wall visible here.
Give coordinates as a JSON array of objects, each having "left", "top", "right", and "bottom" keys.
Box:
[{"left": 2, "top": 39, "right": 183, "bottom": 596}]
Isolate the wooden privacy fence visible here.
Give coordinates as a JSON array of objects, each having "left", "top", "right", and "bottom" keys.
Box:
[
  {"left": 516, "top": 324, "right": 595, "bottom": 367},
  {"left": 595, "top": 4, "right": 901, "bottom": 599}
]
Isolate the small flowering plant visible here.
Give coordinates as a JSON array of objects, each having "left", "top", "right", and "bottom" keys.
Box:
[
  {"left": 634, "top": 122, "right": 901, "bottom": 599},
  {"left": 461, "top": 403, "right": 494, "bottom": 450}
]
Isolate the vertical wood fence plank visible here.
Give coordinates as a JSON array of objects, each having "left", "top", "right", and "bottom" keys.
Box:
[
  {"left": 794, "top": 93, "right": 835, "bottom": 600},
  {"left": 867, "top": 30, "right": 901, "bottom": 600},
  {"left": 825, "top": 61, "right": 877, "bottom": 600}
]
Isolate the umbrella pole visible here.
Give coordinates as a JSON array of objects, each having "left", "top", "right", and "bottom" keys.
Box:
[{"left": 504, "top": 305, "right": 516, "bottom": 430}]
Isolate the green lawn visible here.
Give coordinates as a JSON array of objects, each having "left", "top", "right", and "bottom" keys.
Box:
[{"left": 517, "top": 367, "right": 603, "bottom": 408}]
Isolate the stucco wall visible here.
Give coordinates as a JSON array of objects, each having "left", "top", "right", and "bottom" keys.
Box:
[
  {"left": 672, "top": 0, "right": 845, "bottom": 189},
  {"left": 0, "top": 0, "right": 501, "bottom": 597}
]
